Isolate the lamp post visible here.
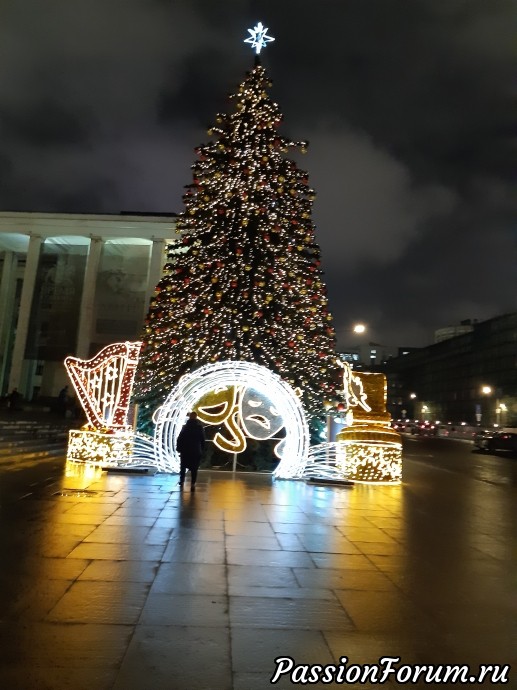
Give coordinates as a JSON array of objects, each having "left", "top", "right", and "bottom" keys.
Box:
[{"left": 496, "top": 402, "right": 507, "bottom": 427}]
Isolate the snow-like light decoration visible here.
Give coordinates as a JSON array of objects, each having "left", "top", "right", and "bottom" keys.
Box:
[
  {"left": 244, "top": 21, "right": 275, "bottom": 54},
  {"left": 153, "top": 360, "right": 309, "bottom": 478},
  {"left": 67, "top": 428, "right": 134, "bottom": 466},
  {"left": 303, "top": 442, "right": 349, "bottom": 482},
  {"left": 64, "top": 341, "right": 142, "bottom": 466},
  {"left": 335, "top": 362, "right": 402, "bottom": 484}
]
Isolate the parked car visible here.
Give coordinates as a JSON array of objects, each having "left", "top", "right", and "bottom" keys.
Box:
[{"left": 474, "top": 428, "right": 517, "bottom": 454}]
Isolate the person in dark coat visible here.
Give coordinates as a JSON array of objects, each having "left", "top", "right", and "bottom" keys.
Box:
[
  {"left": 176, "top": 411, "right": 205, "bottom": 491},
  {"left": 8, "top": 388, "right": 21, "bottom": 412}
]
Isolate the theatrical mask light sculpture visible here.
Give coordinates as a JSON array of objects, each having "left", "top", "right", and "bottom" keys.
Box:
[
  {"left": 64, "top": 341, "right": 142, "bottom": 466},
  {"left": 152, "top": 360, "right": 310, "bottom": 478},
  {"left": 335, "top": 362, "right": 402, "bottom": 483}
]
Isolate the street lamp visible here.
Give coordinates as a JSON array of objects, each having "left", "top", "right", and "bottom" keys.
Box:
[{"left": 480, "top": 385, "right": 493, "bottom": 426}]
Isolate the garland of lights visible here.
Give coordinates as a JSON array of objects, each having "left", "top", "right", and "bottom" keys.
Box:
[{"left": 153, "top": 360, "right": 310, "bottom": 478}]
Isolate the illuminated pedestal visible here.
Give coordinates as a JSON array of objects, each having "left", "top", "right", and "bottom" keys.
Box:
[
  {"left": 66, "top": 428, "right": 135, "bottom": 467},
  {"left": 335, "top": 427, "right": 402, "bottom": 483},
  {"left": 334, "top": 364, "right": 402, "bottom": 484}
]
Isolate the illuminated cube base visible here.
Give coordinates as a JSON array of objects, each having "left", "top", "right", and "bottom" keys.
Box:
[
  {"left": 66, "top": 428, "right": 135, "bottom": 467},
  {"left": 337, "top": 440, "right": 402, "bottom": 484}
]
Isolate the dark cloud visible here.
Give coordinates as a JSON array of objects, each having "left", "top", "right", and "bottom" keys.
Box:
[
  {"left": 0, "top": 0, "right": 515, "bottom": 348},
  {"left": 0, "top": 100, "right": 91, "bottom": 146}
]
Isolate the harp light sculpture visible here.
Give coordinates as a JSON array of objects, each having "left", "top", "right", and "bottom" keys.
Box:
[{"left": 64, "top": 341, "right": 142, "bottom": 466}]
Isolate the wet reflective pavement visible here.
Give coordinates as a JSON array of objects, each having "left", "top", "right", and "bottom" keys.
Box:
[{"left": 0, "top": 457, "right": 515, "bottom": 689}]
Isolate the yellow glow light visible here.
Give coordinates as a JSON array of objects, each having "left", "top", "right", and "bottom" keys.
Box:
[
  {"left": 66, "top": 428, "right": 134, "bottom": 466},
  {"left": 333, "top": 362, "right": 402, "bottom": 484}
]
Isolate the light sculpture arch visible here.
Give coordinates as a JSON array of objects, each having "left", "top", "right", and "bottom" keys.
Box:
[{"left": 153, "top": 360, "right": 310, "bottom": 478}]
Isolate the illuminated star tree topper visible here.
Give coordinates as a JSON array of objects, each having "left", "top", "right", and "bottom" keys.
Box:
[{"left": 244, "top": 21, "right": 275, "bottom": 54}]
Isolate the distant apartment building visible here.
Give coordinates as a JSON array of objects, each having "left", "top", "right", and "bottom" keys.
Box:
[
  {"left": 0, "top": 212, "right": 176, "bottom": 401},
  {"left": 338, "top": 343, "right": 417, "bottom": 369},
  {"left": 385, "top": 313, "right": 517, "bottom": 426}
]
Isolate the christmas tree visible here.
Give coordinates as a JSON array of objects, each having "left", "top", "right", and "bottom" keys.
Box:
[{"left": 135, "top": 24, "right": 340, "bottom": 436}]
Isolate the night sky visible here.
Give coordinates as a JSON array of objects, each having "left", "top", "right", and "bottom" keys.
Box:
[{"left": 1, "top": 0, "right": 516, "bottom": 349}]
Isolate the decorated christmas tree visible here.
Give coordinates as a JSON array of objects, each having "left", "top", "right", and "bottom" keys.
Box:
[{"left": 135, "top": 24, "right": 340, "bottom": 436}]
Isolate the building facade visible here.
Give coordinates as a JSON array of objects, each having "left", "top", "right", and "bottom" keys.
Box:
[
  {"left": 385, "top": 313, "right": 517, "bottom": 426},
  {"left": 0, "top": 212, "right": 176, "bottom": 402}
]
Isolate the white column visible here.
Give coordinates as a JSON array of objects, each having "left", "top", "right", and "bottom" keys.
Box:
[
  {"left": 76, "top": 236, "right": 103, "bottom": 359},
  {"left": 8, "top": 235, "right": 43, "bottom": 392},
  {"left": 143, "top": 238, "right": 166, "bottom": 319},
  {"left": 0, "top": 251, "right": 17, "bottom": 393}
]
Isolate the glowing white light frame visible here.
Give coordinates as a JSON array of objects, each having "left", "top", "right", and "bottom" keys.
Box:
[
  {"left": 153, "top": 360, "right": 309, "bottom": 478},
  {"left": 244, "top": 22, "right": 275, "bottom": 54}
]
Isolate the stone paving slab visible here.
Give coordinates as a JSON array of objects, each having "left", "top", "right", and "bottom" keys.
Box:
[{"left": 0, "top": 467, "right": 515, "bottom": 689}]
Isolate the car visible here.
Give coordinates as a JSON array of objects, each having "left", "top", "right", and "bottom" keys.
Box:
[
  {"left": 410, "top": 421, "right": 437, "bottom": 436},
  {"left": 474, "top": 428, "right": 517, "bottom": 454}
]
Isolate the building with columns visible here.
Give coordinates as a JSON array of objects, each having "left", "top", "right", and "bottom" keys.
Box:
[{"left": 0, "top": 211, "right": 176, "bottom": 402}]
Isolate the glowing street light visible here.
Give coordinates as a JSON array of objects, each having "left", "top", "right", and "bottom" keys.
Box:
[
  {"left": 479, "top": 385, "right": 493, "bottom": 426},
  {"left": 353, "top": 323, "right": 366, "bottom": 334}
]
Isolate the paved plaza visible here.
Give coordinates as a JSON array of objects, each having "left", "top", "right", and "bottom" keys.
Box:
[{"left": 0, "top": 460, "right": 514, "bottom": 689}]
